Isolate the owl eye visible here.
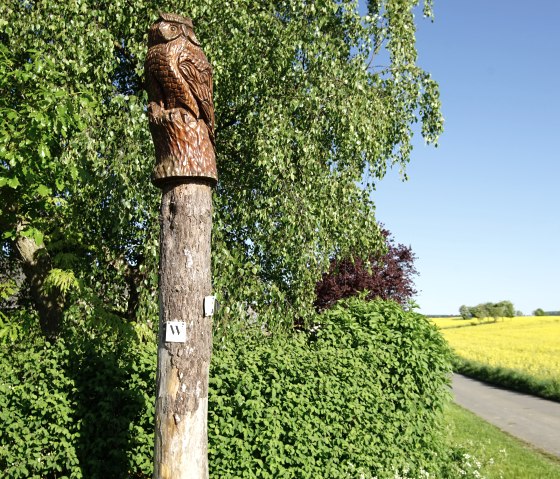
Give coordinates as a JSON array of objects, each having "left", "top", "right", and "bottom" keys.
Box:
[{"left": 170, "top": 25, "right": 178, "bottom": 32}]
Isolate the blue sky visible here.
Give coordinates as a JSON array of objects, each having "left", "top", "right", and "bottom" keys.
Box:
[{"left": 364, "top": 1, "right": 560, "bottom": 315}]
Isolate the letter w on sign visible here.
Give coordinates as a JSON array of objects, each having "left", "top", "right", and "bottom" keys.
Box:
[{"left": 165, "top": 321, "right": 187, "bottom": 343}]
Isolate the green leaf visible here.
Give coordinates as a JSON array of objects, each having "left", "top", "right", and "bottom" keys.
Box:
[
  {"left": 36, "top": 184, "right": 51, "bottom": 197},
  {"left": 44, "top": 268, "right": 78, "bottom": 295},
  {"left": 32, "top": 229, "right": 44, "bottom": 246},
  {"left": 37, "top": 143, "right": 50, "bottom": 159},
  {"left": 7, "top": 177, "right": 20, "bottom": 189}
]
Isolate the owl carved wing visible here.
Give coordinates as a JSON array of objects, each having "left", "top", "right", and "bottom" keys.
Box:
[{"left": 178, "top": 47, "right": 215, "bottom": 146}]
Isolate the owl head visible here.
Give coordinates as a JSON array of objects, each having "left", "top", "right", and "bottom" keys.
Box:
[{"left": 148, "top": 12, "right": 200, "bottom": 47}]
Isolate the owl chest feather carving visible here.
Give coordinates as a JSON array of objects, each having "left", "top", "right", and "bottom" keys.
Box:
[{"left": 145, "top": 13, "right": 217, "bottom": 186}]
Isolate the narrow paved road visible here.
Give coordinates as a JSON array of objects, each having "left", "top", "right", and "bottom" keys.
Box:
[{"left": 452, "top": 374, "right": 560, "bottom": 458}]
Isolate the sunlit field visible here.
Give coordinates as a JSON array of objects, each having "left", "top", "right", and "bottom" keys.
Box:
[
  {"left": 431, "top": 316, "right": 560, "bottom": 396},
  {"left": 429, "top": 316, "right": 467, "bottom": 329}
]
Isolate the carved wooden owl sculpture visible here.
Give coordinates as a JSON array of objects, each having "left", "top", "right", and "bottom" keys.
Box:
[{"left": 145, "top": 13, "right": 217, "bottom": 186}]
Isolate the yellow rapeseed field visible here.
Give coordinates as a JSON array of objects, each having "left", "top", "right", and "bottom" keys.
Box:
[
  {"left": 431, "top": 316, "right": 560, "bottom": 384},
  {"left": 429, "top": 317, "right": 470, "bottom": 329}
]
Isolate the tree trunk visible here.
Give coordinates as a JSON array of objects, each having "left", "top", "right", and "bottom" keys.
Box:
[
  {"left": 153, "top": 181, "right": 213, "bottom": 479},
  {"left": 15, "top": 226, "right": 63, "bottom": 341}
]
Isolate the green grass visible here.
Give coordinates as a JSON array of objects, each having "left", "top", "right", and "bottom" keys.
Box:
[
  {"left": 437, "top": 316, "right": 560, "bottom": 402},
  {"left": 454, "top": 357, "right": 560, "bottom": 402},
  {"left": 445, "top": 403, "right": 560, "bottom": 478}
]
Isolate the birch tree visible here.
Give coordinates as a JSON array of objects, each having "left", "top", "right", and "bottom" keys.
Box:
[{"left": 0, "top": 0, "right": 442, "bottom": 337}]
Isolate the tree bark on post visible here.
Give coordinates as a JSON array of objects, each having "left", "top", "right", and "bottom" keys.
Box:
[
  {"left": 145, "top": 12, "right": 217, "bottom": 479},
  {"left": 154, "top": 182, "right": 213, "bottom": 478}
]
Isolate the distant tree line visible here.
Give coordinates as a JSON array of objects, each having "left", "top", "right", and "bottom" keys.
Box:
[
  {"left": 533, "top": 309, "right": 560, "bottom": 316},
  {"left": 459, "top": 301, "right": 515, "bottom": 320}
]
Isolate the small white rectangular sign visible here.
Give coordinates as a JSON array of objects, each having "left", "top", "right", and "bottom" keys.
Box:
[
  {"left": 204, "top": 296, "right": 216, "bottom": 317},
  {"left": 165, "top": 321, "right": 187, "bottom": 343}
]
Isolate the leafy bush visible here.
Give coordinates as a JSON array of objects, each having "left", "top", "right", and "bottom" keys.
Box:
[
  {"left": 315, "top": 228, "right": 418, "bottom": 311},
  {"left": 0, "top": 337, "right": 81, "bottom": 478},
  {"left": 0, "top": 329, "right": 156, "bottom": 479},
  {"left": 208, "top": 298, "right": 453, "bottom": 478},
  {"left": 67, "top": 335, "right": 156, "bottom": 479},
  {"left": 2, "top": 299, "right": 454, "bottom": 478}
]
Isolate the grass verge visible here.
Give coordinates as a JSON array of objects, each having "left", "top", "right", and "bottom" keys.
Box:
[
  {"left": 446, "top": 402, "right": 560, "bottom": 479},
  {"left": 454, "top": 356, "right": 560, "bottom": 402}
]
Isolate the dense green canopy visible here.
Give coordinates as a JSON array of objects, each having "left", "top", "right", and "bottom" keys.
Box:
[{"left": 0, "top": 0, "right": 442, "bottom": 338}]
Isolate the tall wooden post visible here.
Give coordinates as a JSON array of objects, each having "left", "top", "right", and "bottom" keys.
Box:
[
  {"left": 145, "top": 12, "right": 217, "bottom": 479},
  {"left": 154, "top": 182, "right": 213, "bottom": 478}
]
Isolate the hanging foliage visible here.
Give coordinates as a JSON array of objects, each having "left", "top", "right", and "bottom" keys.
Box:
[{"left": 0, "top": 0, "right": 442, "bottom": 337}]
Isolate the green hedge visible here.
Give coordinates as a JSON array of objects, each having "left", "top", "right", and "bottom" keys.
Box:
[
  {"left": 0, "top": 338, "right": 81, "bottom": 478},
  {"left": 1, "top": 299, "right": 454, "bottom": 478},
  {"left": 208, "top": 298, "right": 454, "bottom": 478},
  {"left": 0, "top": 333, "right": 156, "bottom": 478}
]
